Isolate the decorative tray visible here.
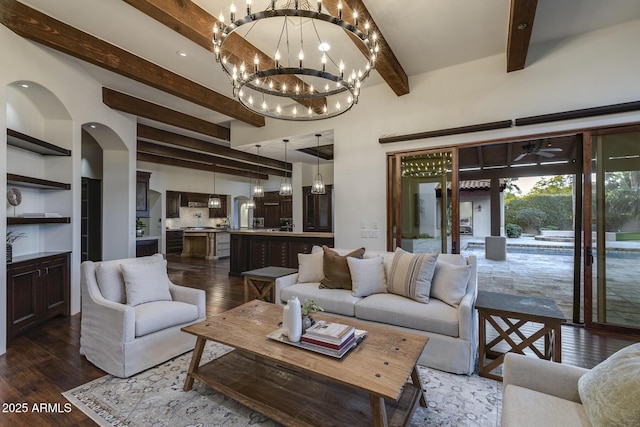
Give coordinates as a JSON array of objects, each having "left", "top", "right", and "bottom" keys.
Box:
[{"left": 266, "top": 328, "right": 367, "bottom": 359}]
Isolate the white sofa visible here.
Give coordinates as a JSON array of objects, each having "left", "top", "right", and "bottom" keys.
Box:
[
  {"left": 80, "top": 254, "right": 206, "bottom": 378},
  {"left": 275, "top": 248, "right": 478, "bottom": 375}
]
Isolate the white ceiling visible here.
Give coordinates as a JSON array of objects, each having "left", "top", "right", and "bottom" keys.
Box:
[{"left": 16, "top": 0, "right": 640, "bottom": 164}]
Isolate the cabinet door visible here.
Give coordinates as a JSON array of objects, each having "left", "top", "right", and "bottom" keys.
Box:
[
  {"left": 288, "top": 241, "right": 314, "bottom": 268},
  {"left": 41, "top": 254, "right": 70, "bottom": 319},
  {"left": 136, "top": 171, "right": 151, "bottom": 217},
  {"left": 280, "top": 196, "right": 293, "bottom": 219},
  {"left": 249, "top": 239, "right": 268, "bottom": 270},
  {"left": 230, "top": 234, "right": 247, "bottom": 274},
  {"left": 208, "top": 195, "right": 228, "bottom": 218},
  {"left": 7, "top": 262, "right": 40, "bottom": 340},
  {"left": 166, "top": 230, "right": 183, "bottom": 253},
  {"left": 136, "top": 239, "right": 159, "bottom": 257},
  {"left": 268, "top": 240, "right": 288, "bottom": 267},
  {"left": 303, "top": 185, "right": 333, "bottom": 232},
  {"left": 166, "top": 191, "right": 180, "bottom": 218}
]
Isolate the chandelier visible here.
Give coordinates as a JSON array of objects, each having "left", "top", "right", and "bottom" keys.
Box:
[
  {"left": 213, "top": 0, "right": 379, "bottom": 121},
  {"left": 311, "top": 133, "right": 325, "bottom": 194},
  {"left": 279, "top": 139, "right": 293, "bottom": 195}
]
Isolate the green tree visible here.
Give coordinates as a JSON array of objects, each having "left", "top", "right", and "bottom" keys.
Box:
[
  {"left": 528, "top": 175, "right": 573, "bottom": 195},
  {"left": 600, "top": 171, "right": 640, "bottom": 231}
]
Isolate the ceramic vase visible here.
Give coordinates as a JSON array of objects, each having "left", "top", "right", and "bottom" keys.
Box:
[{"left": 283, "top": 296, "right": 302, "bottom": 342}]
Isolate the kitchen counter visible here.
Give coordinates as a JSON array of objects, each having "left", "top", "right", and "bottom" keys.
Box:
[
  {"left": 182, "top": 229, "right": 230, "bottom": 260},
  {"left": 229, "top": 230, "right": 334, "bottom": 276},
  {"left": 136, "top": 235, "right": 160, "bottom": 241}
]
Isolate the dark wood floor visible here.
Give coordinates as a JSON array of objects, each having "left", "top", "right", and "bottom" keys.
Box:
[{"left": 0, "top": 255, "right": 637, "bottom": 426}]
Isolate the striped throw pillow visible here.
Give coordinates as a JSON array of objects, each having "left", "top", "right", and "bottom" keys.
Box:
[{"left": 388, "top": 248, "right": 438, "bottom": 303}]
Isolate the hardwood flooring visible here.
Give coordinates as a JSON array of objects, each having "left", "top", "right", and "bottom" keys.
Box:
[{"left": 0, "top": 255, "right": 637, "bottom": 426}]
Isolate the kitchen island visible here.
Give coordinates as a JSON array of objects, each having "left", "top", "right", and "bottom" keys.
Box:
[
  {"left": 229, "top": 229, "right": 334, "bottom": 276},
  {"left": 182, "top": 228, "right": 230, "bottom": 260}
]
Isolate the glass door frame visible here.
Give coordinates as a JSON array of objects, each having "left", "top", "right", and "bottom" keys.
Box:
[{"left": 387, "top": 147, "right": 460, "bottom": 253}]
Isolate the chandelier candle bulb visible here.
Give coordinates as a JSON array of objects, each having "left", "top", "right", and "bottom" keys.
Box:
[
  {"left": 298, "top": 49, "right": 304, "bottom": 68},
  {"left": 253, "top": 54, "right": 259, "bottom": 72},
  {"left": 275, "top": 50, "right": 280, "bottom": 69},
  {"left": 337, "top": 1, "right": 343, "bottom": 20},
  {"left": 229, "top": 3, "right": 236, "bottom": 22},
  {"left": 353, "top": 11, "right": 358, "bottom": 28},
  {"left": 317, "top": 0, "right": 322, "bottom": 13},
  {"left": 246, "top": 0, "right": 251, "bottom": 15},
  {"left": 218, "top": 12, "right": 225, "bottom": 25}
]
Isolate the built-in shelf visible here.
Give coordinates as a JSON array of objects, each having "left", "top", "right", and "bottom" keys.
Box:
[
  {"left": 7, "top": 217, "right": 71, "bottom": 225},
  {"left": 7, "top": 128, "right": 71, "bottom": 156},
  {"left": 7, "top": 173, "right": 71, "bottom": 190}
]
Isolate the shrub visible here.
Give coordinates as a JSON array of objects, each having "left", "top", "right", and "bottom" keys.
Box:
[{"left": 506, "top": 223, "right": 523, "bottom": 238}]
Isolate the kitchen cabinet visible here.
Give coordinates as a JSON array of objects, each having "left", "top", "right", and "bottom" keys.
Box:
[
  {"left": 136, "top": 238, "right": 158, "bottom": 257},
  {"left": 215, "top": 232, "right": 231, "bottom": 258},
  {"left": 166, "top": 191, "right": 181, "bottom": 218},
  {"left": 136, "top": 171, "right": 151, "bottom": 218},
  {"left": 303, "top": 185, "right": 333, "bottom": 232},
  {"left": 6, "top": 252, "right": 70, "bottom": 341},
  {"left": 81, "top": 177, "right": 102, "bottom": 262},
  {"left": 166, "top": 230, "right": 183, "bottom": 253}
]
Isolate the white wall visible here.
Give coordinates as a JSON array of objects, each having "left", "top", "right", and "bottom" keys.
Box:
[{"left": 231, "top": 19, "right": 640, "bottom": 250}]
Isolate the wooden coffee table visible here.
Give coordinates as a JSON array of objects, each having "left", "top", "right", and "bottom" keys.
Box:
[{"left": 182, "top": 301, "right": 429, "bottom": 427}]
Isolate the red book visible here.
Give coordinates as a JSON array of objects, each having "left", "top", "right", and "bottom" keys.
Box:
[{"left": 301, "top": 332, "right": 355, "bottom": 350}]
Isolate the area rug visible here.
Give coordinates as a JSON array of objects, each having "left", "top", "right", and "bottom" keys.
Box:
[{"left": 63, "top": 342, "right": 501, "bottom": 427}]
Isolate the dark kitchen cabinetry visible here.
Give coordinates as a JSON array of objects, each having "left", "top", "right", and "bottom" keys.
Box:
[
  {"left": 166, "top": 191, "right": 181, "bottom": 218},
  {"left": 166, "top": 230, "right": 184, "bottom": 254},
  {"left": 255, "top": 191, "right": 293, "bottom": 229},
  {"left": 6, "top": 252, "right": 70, "bottom": 341},
  {"left": 81, "top": 177, "right": 102, "bottom": 262},
  {"left": 136, "top": 238, "right": 159, "bottom": 257},
  {"left": 208, "top": 195, "right": 229, "bottom": 218},
  {"left": 303, "top": 185, "right": 333, "bottom": 232},
  {"left": 136, "top": 171, "right": 151, "bottom": 218}
]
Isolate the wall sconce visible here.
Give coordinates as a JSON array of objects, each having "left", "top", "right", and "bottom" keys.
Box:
[{"left": 476, "top": 204, "right": 482, "bottom": 212}]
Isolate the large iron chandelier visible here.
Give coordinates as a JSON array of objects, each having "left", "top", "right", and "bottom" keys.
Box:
[{"left": 213, "top": 0, "right": 379, "bottom": 121}]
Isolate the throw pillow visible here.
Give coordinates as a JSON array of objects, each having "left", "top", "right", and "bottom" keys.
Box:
[
  {"left": 387, "top": 248, "right": 438, "bottom": 303},
  {"left": 95, "top": 254, "right": 164, "bottom": 303},
  {"left": 347, "top": 256, "right": 387, "bottom": 297},
  {"left": 578, "top": 342, "right": 640, "bottom": 426},
  {"left": 430, "top": 260, "right": 472, "bottom": 306},
  {"left": 297, "top": 252, "right": 324, "bottom": 283},
  {"left": 121, "top": 260, "right": 173, "bottom": 306},
  {"left": 319, "top": 246, "right": 365, "bottom": 290}
]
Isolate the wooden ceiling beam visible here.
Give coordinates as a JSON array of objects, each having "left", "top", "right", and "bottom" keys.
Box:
[
  {"left": 122, "top": 0, "right": 327, "bottom": 113},
  {"left": 137, "top": 140, "right": 281, "bottom": 178},
  {"left": 137, "top": 124, "right": 291, "bottom": 171},
  {"left": 0, "top": 0, "right": 264, "bottom": 127},
  {"left": 137, "top": 152, "right": 264, "bottom": 180},
  {"left": 323, "top": 0, "right": 409, "bottom": 96},
  {"left": 507, "top": 0, "right": 538, "bottom": 72},
  {"left": 104, "top": 88, "right": 230, "bottom": 141}
]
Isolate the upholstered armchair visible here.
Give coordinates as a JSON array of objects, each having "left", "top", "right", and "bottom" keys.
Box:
[{"left": 80, "top": 254, "right": 206, "bottom": 378}]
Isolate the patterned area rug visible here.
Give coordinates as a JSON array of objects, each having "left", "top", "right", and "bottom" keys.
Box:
[{"left": 63, "top": 342, "right": 501, "bottom": 426}]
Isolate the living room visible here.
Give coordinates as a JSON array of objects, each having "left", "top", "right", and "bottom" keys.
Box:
[{"left": 2, "top": 0, "right": 640, "bottom": 425}]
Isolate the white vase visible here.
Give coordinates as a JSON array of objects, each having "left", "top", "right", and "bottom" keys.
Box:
[{"left": 283, "top": 296, "right": 302, "bottom": 342}]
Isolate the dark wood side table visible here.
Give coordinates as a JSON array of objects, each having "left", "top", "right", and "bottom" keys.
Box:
[
  {"left": 242, "top": 267, "right": 298, "bottom": 303},
  {"left": 475, "top": 291, "right": 565, "bottom": 381}
]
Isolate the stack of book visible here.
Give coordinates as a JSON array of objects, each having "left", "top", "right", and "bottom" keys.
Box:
[{"left": 301, "top": 320, "right": 356, "bottom": 357}]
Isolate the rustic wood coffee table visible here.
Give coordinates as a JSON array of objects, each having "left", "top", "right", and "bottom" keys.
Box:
[{"left": 182, "top": 301, "right": 429, "bottom": 427}]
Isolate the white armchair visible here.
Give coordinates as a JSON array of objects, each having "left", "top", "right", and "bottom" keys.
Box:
[{"left": 80, "top": 254, "right": 206, "bottom": 378}]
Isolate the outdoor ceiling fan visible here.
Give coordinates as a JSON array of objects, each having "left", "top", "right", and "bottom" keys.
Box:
[{"left": 514, "top": 141, "right": 563, "bottom": 161}]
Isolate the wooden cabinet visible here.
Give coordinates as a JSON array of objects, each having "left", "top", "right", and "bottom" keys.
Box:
[
  {"left": 215, "top": 232, "right": 230, "bottom": 258},
  {"left": 166, "top": 191, "right": 181, "bottom": 218},
  {"left": 166, "top": 230, "right": 183, "bottom": 253},
  {"left": 280, "top": 195, "right": 293, "bottom": 219},
  {"left": 209, "top": 195, "right": 229, "bottom": 218},
  {"left": 136, "top": 238, "right": 158, "bottom": 257},
  {"left": 136, "top": 171, "right": 151, "bottom": 218},
  {"left": 81, "top": 177, "right": 102, "bottom": 262},
  {"left": 254, "top": 191, "right": 293, "bottom": 229},
  {"left": 6, "top": 252, "right": 70, "bottom": 341},
  {"left": 303, "top": 185, "right": 333, "bottom": 232}
]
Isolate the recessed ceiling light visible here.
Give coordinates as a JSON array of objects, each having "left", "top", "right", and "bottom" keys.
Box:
[
  {"left": 318, "top": 42, "right": 331, "bottom": 52},
  {"left": 517, "top": 23, "right": 528, "bottom": 30},
  {"left": 20, "top": 83, "right": 29, "bottom": 88},
  {"left": 89, "top": 124, "right": 97, "bottom": 129},
  {"left": 177, "top": 50, "right": 188, "bottom": 57}
]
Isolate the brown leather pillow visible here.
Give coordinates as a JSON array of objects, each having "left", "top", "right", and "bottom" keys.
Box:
[{"left": 319, "top": 246, "right": 365, "bottom": 290}]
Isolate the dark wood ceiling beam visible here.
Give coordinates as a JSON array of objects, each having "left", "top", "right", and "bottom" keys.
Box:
[
  {"left": 122, "top": 0, "right": 327, "bottom": 113},
  {"left": 137, "top": 124, "right": 291, "bottom": 171},
  {"left": 507, "top": 0, "right": 538, "bottom": 72},
  {"left": 0, "top": 0, "right": 264, "bottom": 127},
  {"left": 323, "top": 0, "right": 409, "bottom": 96},
  {"left": 103, "top": 88, "right": 230, "bottom": 141},
  {"left": 137, "top": 152, "right": 264, "bottom": 180},
  {"left": 137, "top": 140, "right": 280, "bottom": 178}
]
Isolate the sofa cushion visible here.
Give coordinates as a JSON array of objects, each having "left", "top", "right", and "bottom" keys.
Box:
[
  {"left": 347, "top": 256, "right": 387, "bottom": 297},
  {"left": 502, "top": 384, "right": 591, "bottom": 427},
  {"left": 578, "top": 342, "right": 640, "bottom": 427},
  {"left": 121, "top": 260, "right": 173, "bottom": 306},
  {"left": 320, "top": 246, "right": 365, "bottom": 290},
  {"left": 95, "top": 254, "right": 164, "bottom": 304},
  {"left": 355, "top": 293, "right": 459, "bottom": 337},
  {"left": 430, "top": 261, "right": 472, "bottom": 306},
  {"left": 281, "top": 283, "right": 361, "bottom": 317},
  {"left": 297, "top": 252, "right": 324, "bottom": 283},
  {"left": 133, "top": 300, "right": 199, "bottom": 337},
  {"left": 387, "top": 248, "right": 438, "bottom": 303}
]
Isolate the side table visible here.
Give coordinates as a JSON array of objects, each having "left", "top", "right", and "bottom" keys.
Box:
[
  {"left": 242, "top": 267, "right": 298, "bottom": 303},
  {"left": 475, "top": 291, "right": 565, "bottom": 381}
]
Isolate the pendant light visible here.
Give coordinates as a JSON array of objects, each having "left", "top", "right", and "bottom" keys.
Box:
[
  {"left": 279, "top": 139, "right": 293, "bottom": 196},
  {"left": 311, "top": 133, "right": 326, "bottom": 194},
  {"left": 246, "top": 172, "right": 255, "bottom": 209},
  {"left": 208, "top": 165, "right": 222, "bottom": 208},
  {"left": 253, "top": 144, "right": 264, "bottom": 198}
]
